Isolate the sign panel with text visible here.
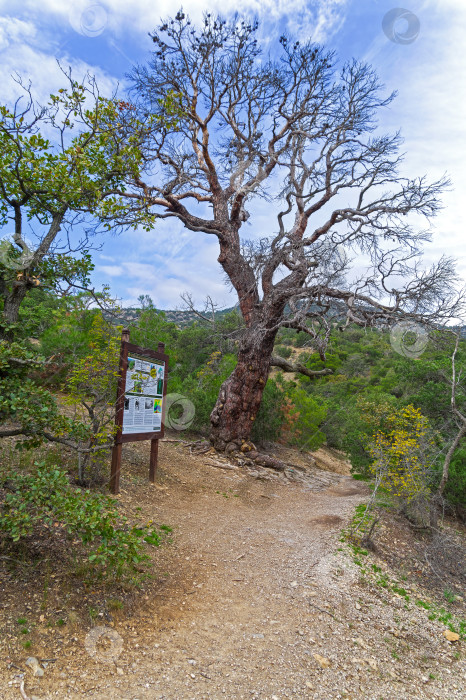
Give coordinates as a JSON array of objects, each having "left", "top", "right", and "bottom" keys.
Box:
[
  {"left": 122, "top": 355, "right": 165, "bottom": 435},
  {"left": 110, "top": 332, "right": 169, "bottom": 494}
]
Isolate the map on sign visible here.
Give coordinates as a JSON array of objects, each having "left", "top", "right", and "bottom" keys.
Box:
[{"left": 122, "top": 354, "right": 165, "bottom": 434}]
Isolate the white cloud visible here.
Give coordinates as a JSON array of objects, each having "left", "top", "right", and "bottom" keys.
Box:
[
  {"left": 0, "top": 21, "right": 118, "bottom": 105},
  {"left": 98, "top": 264, "right": 124, "bottom": 276},
  {"left": 283, "top": 0, "right": 347, "bottom": 43},
  {"left": 97, "top": 256, "right": 232, "bottom": 308},
  {"left": 361, "top": 0, "right": 466, "bottom": 287},
  {"left": 1, "top": 0, "right": 349, "bottom": 44},
  {"left": 1, "top": 0, "right": 464, "bottom": 308},
  {"left": 0, "top": 16, "right": 36, "bottom": 50}
]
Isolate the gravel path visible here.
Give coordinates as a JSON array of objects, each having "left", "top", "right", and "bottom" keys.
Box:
[{"left": 4, "top": 443, "right": 464, "bottom": 699}]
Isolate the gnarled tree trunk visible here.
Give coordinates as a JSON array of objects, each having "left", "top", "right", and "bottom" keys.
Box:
[
  {"left": 0, "top": 281, "right": 29, "bottom": 340},
  {"left": 210, "top": 325, "right": 277, "bottom": 450}
]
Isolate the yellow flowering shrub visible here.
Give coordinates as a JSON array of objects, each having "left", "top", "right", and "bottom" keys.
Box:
[
  {"left": 366, "top": 404, "right": 435, "bottom": 504},
  {"left": 196, "top": 350, "right": 222, "bottom": 383}
]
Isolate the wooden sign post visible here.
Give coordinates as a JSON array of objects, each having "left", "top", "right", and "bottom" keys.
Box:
[{"left": 110, "top": 329, "right": 169, "bottom": 494}]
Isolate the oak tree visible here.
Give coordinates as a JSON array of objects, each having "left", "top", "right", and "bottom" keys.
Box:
[{"left": 0, "top": 71, "right": 156, "bottom": 337}]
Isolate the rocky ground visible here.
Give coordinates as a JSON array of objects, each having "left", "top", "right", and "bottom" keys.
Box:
[{"left": 0, "top": 440, "right": 464, "bottom": 699}]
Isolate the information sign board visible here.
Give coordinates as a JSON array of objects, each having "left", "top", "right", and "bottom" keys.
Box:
[
  {"left": 109, "top": 330, "right": 169, "bottom": 494},
  {"left": 122, "top": 354, "right": 165, "bottom": 435}
]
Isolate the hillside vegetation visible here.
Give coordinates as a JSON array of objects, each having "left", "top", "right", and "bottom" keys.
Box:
[{"left": 0, "top": 284, "right": 465, "bottom": 584}]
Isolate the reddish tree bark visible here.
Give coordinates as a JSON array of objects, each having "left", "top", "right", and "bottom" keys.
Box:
[
  {"left": 210, "top": 326, "right": 277, "bottom": 449},
  {"left": 128, "top": 15, "right": 462, "bottom": 451}
]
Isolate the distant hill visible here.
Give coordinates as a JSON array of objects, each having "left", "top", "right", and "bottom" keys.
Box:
[
  {"left": 115, "top": 305, "right": 466, "bottom": 336},
  {"left": 114, "top": 306, "right": 237, "bottom": 329}
]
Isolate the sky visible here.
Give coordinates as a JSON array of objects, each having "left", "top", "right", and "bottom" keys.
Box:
[{"left": 0, "top": 0, "right": 465, "bottom": 310}]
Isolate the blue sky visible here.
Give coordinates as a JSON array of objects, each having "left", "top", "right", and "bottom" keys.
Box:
[{"left": 0, "top": 0, "right": 465, "bottom": 310}]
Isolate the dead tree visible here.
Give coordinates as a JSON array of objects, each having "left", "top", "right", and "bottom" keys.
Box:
[
  {"left": 127, "top": 13, "right": 464, "bottom": 450},
  {"left": 438, "top": 332, "right": 466, "bottom": 496}
]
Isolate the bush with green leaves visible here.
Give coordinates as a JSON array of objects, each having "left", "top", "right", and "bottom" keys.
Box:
[
  {"left": 445, "top": 446, "right": 466, "bottom": 509},
  {"left": 169, "top": 351, "right": 290, "bottom": 444},
  {"left": 279, "top": 382, "right": 327, "bottom": 450},
  {"left": 171, "top": 352, "right": 237, "bottom": 434},
  {"left": 39, "top": 302, "right": 103, "bottom": 376},
  {"left": 0, "top": 461, "right": 165, "bottom": 580},
  {"left": 12, "top": 286, "right": 63, "bottom": 341},
  {"left": 251, "top": 377, "right": 289, "bottom": 445},
  {"left": 274, "top": 344, "right": 293, "bottom": 359},
  {"left": 171, "top": 351, "right": 328, "bottom": 447},
  {"left": 1, "top": 315, "right": 121, "bottom": 483},
  {"left": 129, "top": 304, "right": 178, "bottom": 356},
  {"left": 0, "top": 337, "right": 89, "bottom": 448},
  {"left": 65, "top": 313, "right": 121, "bottom": 483}
]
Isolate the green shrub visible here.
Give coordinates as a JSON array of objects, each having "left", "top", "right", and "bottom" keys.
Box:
[
  {"left": 275, "top": 345, "right": 293, "bottom": 359},
  {"left": 445, "top": 446, "right": 466, "bottom": 508},
  {"left": 172, "top": 353, "right": 291, "bottom": 445},
  {"left": 0, "top": 339, "right": 89, "bottom": 450},
  {"left": 0, "top": 462, "right": 157, "bottom": 580},
  {"left": 184, "top": 353, "right": 238, "bottom": 433},
  {"left": 278, "top": 383, "right": 327, "bottom": 450},
  {"left": 251, "top": 378, "right": 288, "bottom": 445}
]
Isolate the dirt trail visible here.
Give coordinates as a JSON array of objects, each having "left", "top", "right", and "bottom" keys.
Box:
[{"left": 3, "top": 443, "right": 464, "bottom": 699}]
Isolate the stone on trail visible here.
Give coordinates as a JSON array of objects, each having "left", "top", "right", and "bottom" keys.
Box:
[
  {"left": 355, "top": 636, "right": 370, "bottom": 650},
  {"left": 443, "top": 630, "right": 460, "bottom": 642},
  {"left": 313, "top": 653, "right": 331, "bottom": 668},
  {"left": 25, "top": 656, "right": 44, "bottom": 677}
]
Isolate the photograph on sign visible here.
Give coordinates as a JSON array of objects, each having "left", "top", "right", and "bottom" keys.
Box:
[{"left": 122, "top": 354, "right": 165, "bottom": 435}]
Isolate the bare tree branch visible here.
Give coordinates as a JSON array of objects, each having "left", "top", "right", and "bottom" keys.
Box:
[
  {"left": 270, "top": 354, "right": 333, "bottom": 378},
  {"left": 122, "top": 12, "right": 465, "bottom": 448}
]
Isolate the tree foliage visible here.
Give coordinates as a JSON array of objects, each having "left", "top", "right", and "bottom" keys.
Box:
[
  {"left": 65, "top": 314, "right": 121, "bottom": 483},
  {"left": 0, "top": 71, "right": 167, "bottom": 333}
]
